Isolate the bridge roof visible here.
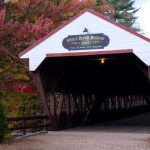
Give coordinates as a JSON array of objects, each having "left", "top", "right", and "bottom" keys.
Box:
[{"left": 19, "top": 9, "right": 150, "bottom": 71}]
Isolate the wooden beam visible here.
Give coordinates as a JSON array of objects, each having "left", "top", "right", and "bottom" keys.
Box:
[
  {"left": 50, "top": 94, "right": 55, "bottom": 116},
  {"left": 56, "top": 94, "right": 64, "bottom": 117},
  {"left": 32, "top": 71, "right": 50, "bottom": 118},
  {"left": 65, "top": 94, "right": 71, "bottom": 127},
  {"left": 70, "top": 95, "right": 76, "bottom": 114},
  {"left": 50, "top": 93, "right": 57, "bottom": 129},
  {"left": 117, "top": 96, "right": 121, "bottom": 109},
  {"left": 82, "top": 95, "right": 86, "bottom": 113},
  {"left": 65, "top": 94, "right": 70, "bottom": 116},
  {"left": 110, "top": 97, "right": 115, "bottom": 110},
  {"left": 143, "top": 95, "right": 150, "bottom": 107},
  {"left": 148, "top": 66, "right": 150, "bottom": 83},
  {"left": 78, "top": 95, "right": 83, "bottom": 113},
  {"left": 131, "top": 54, "right": 149, "bottom": 79}
]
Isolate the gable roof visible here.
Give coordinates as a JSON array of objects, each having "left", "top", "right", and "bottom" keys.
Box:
[
  {"left": 19, "top": 9, "right": 150, "bottom": 71},
  {"left": 19, "top": 9, "right": 150, "bottom": 58}
]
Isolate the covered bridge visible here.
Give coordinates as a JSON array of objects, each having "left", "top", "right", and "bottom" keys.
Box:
[{"left": 19, "top": 9, "right": 150, "bottom": 130}]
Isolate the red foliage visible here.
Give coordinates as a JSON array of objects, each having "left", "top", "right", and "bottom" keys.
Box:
[
  {"left": 17, "top": 0, "right": 42, "bottom": 10},
  {"left": 0, "top": 0, "right": 82, "bottom": 96},
  {"left": 12, "top": 83, "right": 37, "bottom": 97},
  {"left": 0, "top": 0, "right": 82, "bottom": 56}
]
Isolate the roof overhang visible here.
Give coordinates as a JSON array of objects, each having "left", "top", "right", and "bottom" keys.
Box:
[
  {"left": 18, "top": 9, "right": 150, "bottom": 71},
  {"left": 46, "top": 49, "right": 133, "bottom": 58}
]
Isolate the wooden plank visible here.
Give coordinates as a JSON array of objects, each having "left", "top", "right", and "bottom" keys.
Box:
[
  {"left": 117, "top": 96, "right": 121, "bottom": 109},
  {"left": 115, "top": 96, "right": 119, "bottom": 110},
  {"left": 104, "top": 99, "right": 109, "bottom": 111},
  {"left": 56, "top": 94, "right": 64, "bottom": 128},
  {"left": 78, "top": 95, "right": 82, "bottom": 113},
  {"left": 9, "top": 124, "right": 51, "bottom": 131},
  {"left": 32, "top": 71, "right": 50, "bottom": 118},
  {"left": 110, "top": 96, "right": 115, "bottom": 110},
  {"left": 74, "top": 96, "right": 80, "bottom": 113},
  {"left": 120, "top": 96, "right": 124, "bottom": 109},
  {"left": 123, "top": 96, "right": 127, "bottom": 110},
  {"left": 126, "top": 96, "right": 130, "bottom": 109},
  {"left": 50, "top": 93, "right": 57, "bottom": 129},
  {"left": 143, "top": 95, "right": 150, "bottom": 107},
  {"left": 8, "top": 116, "right": 49, "bottom": 121},
  {"left": 50, "top": 93, "right": 55, "bottom": 116},
  {"left": 8, "top": 115, "right": 51, "bottom": 132},
  {"left": 82, "top": 95, "right": 86, "bottom": 113},
  {"left": 56, "top": 94, "right": 64, "bottom": 117},
  {"left": 84, "top": 95, "right": 90, "bottom": 111},
  {"left": 108, "top": 97, "right": 112, "bottom": 110},
  {"left": 65, "top": 94, "right": 71, "bottom": 127},
  {"left": 70, "top": 95, "right": 76, "bottom": 114},
  {"left": 65, "top": 94, "right": 70, "bottom": 116},
  {"left": 132, "top": 95, "right": 136, "bottom": 108}
]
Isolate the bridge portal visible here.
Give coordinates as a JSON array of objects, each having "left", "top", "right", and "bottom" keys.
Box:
[{"left": 19, "top": 9, "right": 150, "bottom": 130}]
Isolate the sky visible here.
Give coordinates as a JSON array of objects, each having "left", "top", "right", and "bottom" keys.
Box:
[{"left": 134, "top": 0, "right": 150, "bottom": 38}]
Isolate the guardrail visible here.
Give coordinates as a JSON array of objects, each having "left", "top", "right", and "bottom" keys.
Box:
[{"left": 8, "top": 115, "right": 50, "bottom": 135}]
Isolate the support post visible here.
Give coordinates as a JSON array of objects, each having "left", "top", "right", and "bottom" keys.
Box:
[
  {"left": 65, "top": 94, "right": 71, "bottom": 127},
  {"left": 56, "top": 94, "right": 64, "bottom": 127},
  {"left": 32, "top": 71, "right": 51, "bottom": 120},
  {"left": 50, "top": 93, "right": 57, "bottom": 130},
  {"left": 148, "top": 66, "right": 150, "bottom": 83}
]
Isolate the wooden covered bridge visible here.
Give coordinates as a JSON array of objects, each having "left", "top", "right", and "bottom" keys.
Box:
[{"left": 19, "top": 9, "right": 150, "bottom": 130}]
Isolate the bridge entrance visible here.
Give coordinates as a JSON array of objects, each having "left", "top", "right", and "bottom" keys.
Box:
[
  {"left": 33, "top": 50, "right": 150, "bottom": 130},
  {"left": 19, "top": 9, "right": 150, "bottom": 130}
]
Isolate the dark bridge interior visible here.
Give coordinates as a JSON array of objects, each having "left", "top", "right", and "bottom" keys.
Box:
[
  {"left": 39, "top": 53, "right": 149, "bottom": 94},
  {"left": 34, "top": 52, "right": 150, "bottom": 130}
]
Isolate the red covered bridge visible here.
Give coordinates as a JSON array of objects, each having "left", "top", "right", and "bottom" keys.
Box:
[{"left": 19, "top": 9, "right": 150, "bottom": 130}]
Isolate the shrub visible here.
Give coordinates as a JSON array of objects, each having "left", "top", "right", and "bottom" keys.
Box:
[{"left": 0, "top": 103, "right": 8, "bottom": 142}]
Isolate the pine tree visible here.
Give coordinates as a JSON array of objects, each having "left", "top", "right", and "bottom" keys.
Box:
[{"left": 108, "top": 0, "right": 140, "bottom": 31}]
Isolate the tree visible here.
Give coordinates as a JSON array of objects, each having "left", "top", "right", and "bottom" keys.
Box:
[
  {"left": 108, "top": 0, "right": 140, "bottom": 31},
  {"left": 0, "top": 0, "right": 81, "bottom": 117},
  {"left": 0, "top": 103, "right": 8, "bottom": 142},
  {"left": 82, "top": 0, "right": 113, "bottom": 15}
]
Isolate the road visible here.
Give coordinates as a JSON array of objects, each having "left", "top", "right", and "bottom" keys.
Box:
[{"left": 1, "top": 112, "right": 150, "bottom": 150}]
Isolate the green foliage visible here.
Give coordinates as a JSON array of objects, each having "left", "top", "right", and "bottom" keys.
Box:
[
  {"left": 1, "top": 92, "right": 42, "bottom": 117},
  {"left": 82, "top": 0, "right": 113, "bottom": 15},
  {"left": 52, "top": 0, "right": 61, "bottom": 5},
  {"left": 96, "top": 0, "right": 103, "bottom": 6},
  {"left": 0, "top": 103, "right": 8, "bottom": 142},
  {"left": 0, "top": 0, "right": 81, "bottom": 120},
  {"left": 108, "top": 0, "right": 140, "bottom": 31}
]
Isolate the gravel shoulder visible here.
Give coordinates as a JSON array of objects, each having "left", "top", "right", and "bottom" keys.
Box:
[
  {"left": 1, "top": 131, "right": 150, "bottom": 150},
  {"left": 1, "top": 113, "right": 150, "bottom": 150}
]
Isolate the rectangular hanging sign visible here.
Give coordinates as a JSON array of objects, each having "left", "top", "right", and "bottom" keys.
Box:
[{"left": 62, "top": 33, "right": 110, "bottom": 51}]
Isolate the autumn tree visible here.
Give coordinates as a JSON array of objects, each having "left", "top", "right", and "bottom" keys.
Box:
[
  {"left": 0, "top": 0, "right": 81, "bottom": 117},
  {"left": 82, "top": 0, "right": 113, "bottom": 15}
]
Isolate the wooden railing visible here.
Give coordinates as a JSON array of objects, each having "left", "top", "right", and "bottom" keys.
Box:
[{"left": 8, "top": 115, "right": 50, "bottom": 135}]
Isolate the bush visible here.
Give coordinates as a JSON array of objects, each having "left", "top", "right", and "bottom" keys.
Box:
[{"left": 0, "top": 103, "right": 8, "bottom": 142}]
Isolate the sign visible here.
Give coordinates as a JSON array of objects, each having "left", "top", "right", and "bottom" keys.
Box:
[{"left": 62, "top": 33, "right": 110, "bottom": 50}]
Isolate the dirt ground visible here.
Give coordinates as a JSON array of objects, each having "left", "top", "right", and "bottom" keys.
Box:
[{"left": 1, "top": 113, "right": 150, "bottom": 150}]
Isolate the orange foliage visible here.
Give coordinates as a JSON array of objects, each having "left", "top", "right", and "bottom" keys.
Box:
[{"left": 82, "top": 0, "right": 113, "bottom": 15}]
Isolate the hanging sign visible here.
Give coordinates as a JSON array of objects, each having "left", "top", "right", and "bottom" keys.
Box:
[{"left": 62, "top": 33, "right": 110, "bottom": 51}]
